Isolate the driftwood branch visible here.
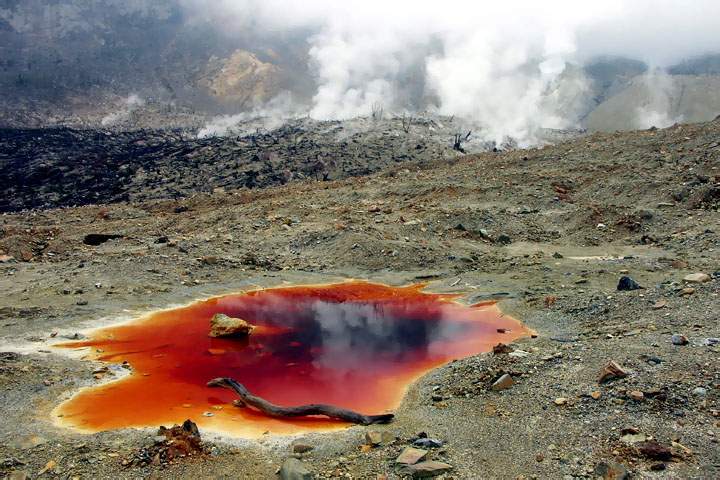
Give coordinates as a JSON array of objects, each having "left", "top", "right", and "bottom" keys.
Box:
[{"left": 207, "top": 377, "right": 394, "bottom": 425}]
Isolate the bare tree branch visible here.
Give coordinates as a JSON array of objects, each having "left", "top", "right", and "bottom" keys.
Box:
[{"left": 207, "top": 377, "right": 395, "bottom": 425}]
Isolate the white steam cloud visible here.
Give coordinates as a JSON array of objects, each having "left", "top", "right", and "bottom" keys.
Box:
[
  {"left": 183, "top": 0, "right": 720, "bottom": 143},
  {"left": 101, "top": 94, "right": 146, "bottom": 127},
  {"left": 633, "top": 71, "right": 684, "bottom": 130},
  {"left": 197, "top": 92, "right": 303, "bottom": 138}
]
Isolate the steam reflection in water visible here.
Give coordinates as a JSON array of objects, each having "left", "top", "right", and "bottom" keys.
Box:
[{"left": 54, "top": 282, "right": 530, "bottom": 437}]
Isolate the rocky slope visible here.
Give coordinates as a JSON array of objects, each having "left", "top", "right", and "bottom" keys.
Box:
[{"left": 0, "top": 118, "right": 718, "bottom": 479}]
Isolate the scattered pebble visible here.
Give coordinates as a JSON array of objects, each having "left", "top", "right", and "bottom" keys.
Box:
[
  {"left": 652, "top": 300, "right": 668, "bottom": 309},
  {"left": 400, "top": 460, "right": 453, "bottom": 478},
  {"left": 279, "top": 458, "right": 313, "bottom": 480},
  {"left": 637, "top": 441, "right": 673, "bottom": 461},
  {"left": 413, "top": 438, "right": 443, "bottom": 449},
  {"left": 594, "top": 461, "right": 629, "bottom": 480},
  {"left": 491, "top": 373, "right": 514, "bottom": 391},
  {"left": 396, "top": 447, "right": 428, "bottom": 465},
  {"left": 291, "top": 442, "right": 314, "bottom": 454},
  {"left": 599, "top": 360, "right": 628, "bottom": 383},
  {"left": 629, "top": 391, "right": 644, "bottom": 401},
  {"left": 683, "top": 273, "right": 711, "bottom": 283},
  {"left": 364, "top": 430, "right": 393, "bottom": 446},
  {"left": 617, "top": 276, "right": 642, "bottom": 291}
]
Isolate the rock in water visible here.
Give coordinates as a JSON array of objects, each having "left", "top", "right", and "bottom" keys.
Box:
[
  {"left": 617, "top": 276, "right": 642, "bottom": 291},
  {"left": 279, "top": 458, "right": 314, "bottom": 480},
  {"left": 209, "top": 314, "right": 255, "bottom": 338}
]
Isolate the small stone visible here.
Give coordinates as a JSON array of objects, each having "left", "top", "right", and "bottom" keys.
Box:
[
  {"left": 535, "top": 453, "right": 544, "bottom": 462},
  {"left": 492, "top": 343, "right": 513, "bottom": 354},
  {"left": 590, "top": 391, "right": 602, "bottom": 400},
  {"left": 692, "top": 387, "right": 707, "bottom": 396},
  {"left": 491, "top": 374, "right": 514, "bottom": 391},
  {"left": 704, "top": 338, "right": 719, "bottom": 346},
  {"left": 396, "top": 447, "right": 428, "bottom": 465},
  {"left": 0, "top": 254, "right": 14, "bottom": 263},
  {"left": 496, "top": 234, "right": 512, "bottom": 245},
  {"left": 291, "top": 442, "right": 314, "bottom": 454},
  {"left": 636, "top": 441, "right": 672, "bottom": 461},
  {"left": 279, "top": 458, "right": 314, "bottom": 480},
  {"left": 617, "top": 276, "right": 642, "bottom": 291},
  {"left": 652, "top": 300, "right": 668, "bottom": 309},
  {"left": 554, "top": 397, "right": 568, "bottom": 406},
  {"left": 671, "top": 334, "right": 689, "bottom": 346},
  {"left": 7, "top": 472, "right": 29, "bottom": 480},
  {"left": 365, "top": 430, "right": 385, "bottom": 446},
  {"left": 209, "top": 313, "right": 255, "bottom": 338},
  {"left": 199, "top": 256, "right": 219, "bottom": 265},
  {"left": 508, "top": 350, "right": 530, "bottom": 358},
  {"left": 671, "top": 441, "right": 693, "bottom": 457},
  {"left": 621, "top": 432, "right": 649, "bottom": 444},
  {"left": 629, "top": 390, "right": 644, "bottom": 401},
  {"left": 683, "top": 273, "right": 711, "bottom": 283},
  {"left": 399, "top": 460, "right": 452, "bottom": 478},
  {"left": 594, "top": 461, "right": 630, "bottom": 480},
  {"left": 413, "top": 438, "right": 443, "bottom": 449},
  {"left": 680, "top": 287, "right": 695, "bottom": 296},
  {"left": 38, "top": 460, "right": 57, "bottom": 475},
  {"left": 599, "top": 360, "right": 628, "bottom": 383}
]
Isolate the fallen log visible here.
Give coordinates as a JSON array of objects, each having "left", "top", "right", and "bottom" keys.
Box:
[{"left": 207, "top": 377, "right": 394, "bottom": 425}]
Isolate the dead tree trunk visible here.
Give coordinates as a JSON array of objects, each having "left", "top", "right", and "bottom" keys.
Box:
[
  {"left": 453, "top": 130, "right": 472, "bottom": 153},
  {"left": 207, "top": 377, "right": 394, "bottom": 425}
]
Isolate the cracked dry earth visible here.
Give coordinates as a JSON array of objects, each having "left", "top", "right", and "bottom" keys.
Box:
[{"left": 1, "top": 119, "right": 719, "bottom": 479}]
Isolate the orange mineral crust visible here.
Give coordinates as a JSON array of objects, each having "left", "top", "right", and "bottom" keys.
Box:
[{"left": 54, "top": 282, "right": 531, "bottom": 437}]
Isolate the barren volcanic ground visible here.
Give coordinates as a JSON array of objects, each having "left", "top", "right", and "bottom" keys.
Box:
[{"left": 1, "top": 119, "right": 719, "bottom": 479}]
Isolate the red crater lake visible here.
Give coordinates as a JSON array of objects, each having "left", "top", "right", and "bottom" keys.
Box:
[{"left": 54, "top": 281, "right": 531, "bottom": 437}]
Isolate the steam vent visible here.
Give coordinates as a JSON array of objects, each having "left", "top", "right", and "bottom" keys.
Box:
[{"left": 55, "top": 282, "right": 530, "bottom": 437}]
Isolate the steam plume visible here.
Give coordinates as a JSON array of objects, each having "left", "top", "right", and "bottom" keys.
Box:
[{"left": 183, "top": 0, "right": 720, "bottom": 143}]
